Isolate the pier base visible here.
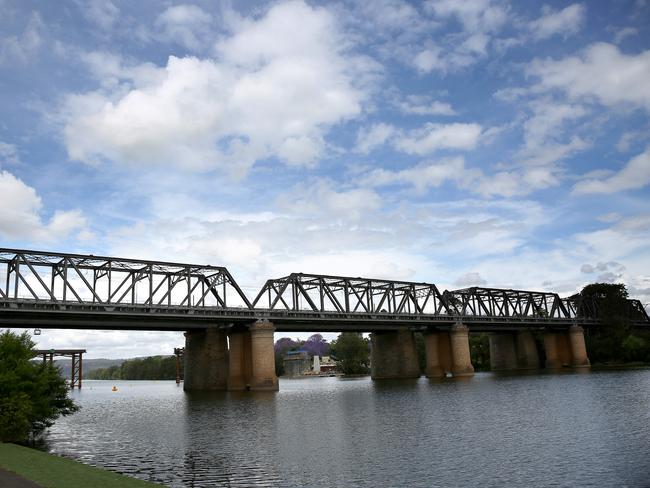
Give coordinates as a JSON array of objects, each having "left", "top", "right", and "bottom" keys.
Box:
[
  {"left": 489, "top": 331, "right": 540, "bottom": 371},
  {"left": 183, "top": 328, "right": 229, "bottom": 391},
  {"left": 544, "top": 326, "right": 589, "bottom": 369},
  {"left": 450, "top": 324, "right": 475, "bottom": 377},
  {"left": 371, "top": 328, "right": 421, "bottom": 379}
]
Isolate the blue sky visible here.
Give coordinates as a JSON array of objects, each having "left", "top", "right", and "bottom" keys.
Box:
[{"left": 1, "top": 0, "right": 649, "bottom": 357}]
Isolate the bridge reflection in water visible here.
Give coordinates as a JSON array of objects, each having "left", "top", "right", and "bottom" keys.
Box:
[{"left": 1, "top": 248, "right": 648, "bottom": 391}]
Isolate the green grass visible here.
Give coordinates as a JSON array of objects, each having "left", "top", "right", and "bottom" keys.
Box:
[{"left": 0, "top": 443, "right": 162, "bottom": 488}]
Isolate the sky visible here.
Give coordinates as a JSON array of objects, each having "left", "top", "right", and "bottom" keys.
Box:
[{"left": 1, "top": 0, "right": 649, "bottom": 358}]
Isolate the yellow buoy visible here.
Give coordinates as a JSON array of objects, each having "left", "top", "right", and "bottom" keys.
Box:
[{"left": 112, "top": 386, "right": 118, "bottom": 392}]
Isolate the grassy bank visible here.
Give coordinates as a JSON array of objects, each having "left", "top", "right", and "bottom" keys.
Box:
[{"left": 0, "top": 443, "right": 161, "bottom": 488}]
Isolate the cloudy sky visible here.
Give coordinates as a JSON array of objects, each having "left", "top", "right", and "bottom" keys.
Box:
[{"left": 1, "top": 0, "right": 649, "bottom": 358}]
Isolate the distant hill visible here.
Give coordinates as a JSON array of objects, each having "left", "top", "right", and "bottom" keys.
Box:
[{"left": 48, "top": 358, "right": 126, "bottom": 378}]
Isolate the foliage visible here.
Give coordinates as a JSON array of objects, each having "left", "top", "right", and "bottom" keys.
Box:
[
  {"left": 329, "top": 333, "right": 370, "bottom": 375},
  {"left": 273, "top": 337, "right": 301, "bottom": 376},
  {"left": 86, "top": 356, "right": 178, "bottom": 380},
  {"left": 580, "top": 283, "right": 650, "bottom": 364},
  {"left": 580, "top": 283, "right": 631, "bottom": 363},
  {"left": 273, "top": 335, "right": 332, "bottom": 375},
  {"left": 302, "top": 334, "right": 330, "bottom": 357},
  {"left": 0, "top": 330, "right": 78, "bottom": 442},
  {"left": 469, "top": 333, "right": 491, "bottom": 371},
  {"left": 414, "top": 332, "right": 426, "bottom": 373}
]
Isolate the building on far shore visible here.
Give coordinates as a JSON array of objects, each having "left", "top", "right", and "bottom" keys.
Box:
[
  {"left": 312, "top": 355, "right": 337, "bottom": 374},
  {"left": 283, "top": 350, "right": 311, "bottom": 377}
]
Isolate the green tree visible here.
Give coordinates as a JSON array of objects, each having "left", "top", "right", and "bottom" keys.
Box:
[
  {"left": 0, "top": 331, "right": 78, "bottom": 442},
  {"left": 580, "top": 283, "right": 632, "bottom": 363},
  {"left": 330, "top": 333, "right": 370, "bottom": 375},
  {"left": 469, "top": 333, "right": 491, "bottom": 371},
  {"left": 578, "top": 283, "right": 650, "bottom": 364},
  {"left": 86, "top": 356, "right": 180, "bottom": 380}
]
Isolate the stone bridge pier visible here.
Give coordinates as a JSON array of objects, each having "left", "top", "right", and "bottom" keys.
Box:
[
  {"left": 488, "top": 331, "right": 540, "bottom": 371},
  {"left": 423, "top": 324, "right": 475, "bottom": 378},
  {"left": 184, "top": 320, "right": 278, "bottom": 392},
  {"left": 487, "top": 325, "right": 590, "bottom": 371},
  {"left": 544, "top": 325, "right": 590, "bottom": 369}
]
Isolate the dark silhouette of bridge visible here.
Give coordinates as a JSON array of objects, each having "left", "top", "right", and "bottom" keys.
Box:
[{"left": 1, "top": 248, "right": 648, "bottom": 391}]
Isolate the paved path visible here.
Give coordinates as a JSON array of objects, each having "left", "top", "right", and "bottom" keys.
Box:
[{"left": 0, "top": 467, "right": 43, "bottom": 488}]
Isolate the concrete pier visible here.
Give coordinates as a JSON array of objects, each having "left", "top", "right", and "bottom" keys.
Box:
[
  {"left": 248, "top": 320, "right": 279, "bottom": 391},
  {"left": 184, "top": 328, "right": 229, "bottom": 391},
  {"left": 489, "top": 333, "right": 518, "bottom": 371},
  {"left": 371, "top": 328, "right": 421, "bottom": 379},
  {"left": 568, "top": 325, "right": 590, "bottom": 368},
  {"left": 489, "top": 331, "right": 540, "bottom": 371},
  {"left": 515, "top": 331, "right": 540, "bottom": 370},
  {"left": 227, "top": 328, "right": 251, "bottom": 391},
  {"left": 544, "top": 327, "right": 588, "bottom": 369},
  {"left": 423, "top": 330, "right": 452, "bottom": 378},
  {"left": 450, "top": 323, "right": 475, "bottom": 377}
]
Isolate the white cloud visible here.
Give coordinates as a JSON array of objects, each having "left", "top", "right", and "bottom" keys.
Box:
[
  {"left": 0, "top": 11, "right": 43, "bottom": 64},
  {"left": 573, "top": 147, "right": 650, "bottom": 194},
  {"left": 277, "top": 179, "right": 382, "bottom": 221},
  {"left": 61, "top": 1, "right": 374, "bottom": 176},
  {"left": 394, "top": 123, "right": 483, "bottom": 155},
  {"left": 0, "top": 142, "right": 20, "bottom": 166},
  {"left": 426, "top": 0, "right": 508, "bottom": 34},
  {"left": 454, "top": 272, "right": 487, "bottom": 287},
  {"left": 155, "top": 4, "right": 213, "bottom": 51},
  {"left": 528, "top": 43, "right": 650, "bottom": 111},
  {"left": 0, "top": 171, "right": 86, "bottom": 241},
  {"left": 414, "top": 47, "right": 447, "bottom": 73},
  {"left": 529, "top": 4, "right": 586, "bottom": 40},
  {"left": 361, "top": 156, "right": 465, "bottom": 192},
  {"left": 77, "top": 0, "right": 119, "bottom": 31},
  {"left": 613, "top": 26, "right": 638, "bottom": 44},
  {"left": 355, "top": 123, "right": 395, "bottom": 153},
  {"left": 398, "top": 95, "right": 456, "bottom": 115}
]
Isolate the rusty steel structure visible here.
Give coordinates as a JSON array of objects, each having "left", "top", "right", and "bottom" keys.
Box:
[
  {"left": 35, "top": 348, "right": 86, "bottom": 389},
  {"left": 174, "top": 347, "right": 184, "bottom": 384},
  {"left": 1, "top": 248, "right": 648, "bottom": 331}
]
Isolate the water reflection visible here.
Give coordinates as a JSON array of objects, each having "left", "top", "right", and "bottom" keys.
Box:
[{"left": 44, "top": 371, "right": 650, "bottom": 487}]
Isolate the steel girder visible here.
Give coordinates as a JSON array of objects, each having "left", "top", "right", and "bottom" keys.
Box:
[
  {"left": 446, "top": 286, "right": 572, "bottom": 319},
  {"left": 251, "top": 273, "right": 451, "bottom": 315},
  {"left": 0, "top": 248, "right": 252, "bottom": 310}
]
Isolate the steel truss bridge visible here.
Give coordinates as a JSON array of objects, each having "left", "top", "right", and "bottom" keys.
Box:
[{"left": 1, "top": 249, "right": 648, "bottom": 332}]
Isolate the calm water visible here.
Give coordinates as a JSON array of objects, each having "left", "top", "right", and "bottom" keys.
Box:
[{"left": 44, "top": 371, "right": 650, "bottom": 487}]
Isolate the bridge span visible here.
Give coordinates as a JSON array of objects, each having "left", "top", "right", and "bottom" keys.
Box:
[{"left": 1, "top": 248, "right": 648, "bottom": 391}]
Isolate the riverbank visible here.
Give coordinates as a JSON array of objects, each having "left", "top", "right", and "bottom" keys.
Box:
[{"left": 0, "top": 443, "right": 161, "bottom": 488}]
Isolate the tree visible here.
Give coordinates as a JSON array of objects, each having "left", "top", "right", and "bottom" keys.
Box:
[
  {"left": 302, "top": 334, "right": 330, "bottom": 357},
  {"left": 469, "top": 333, "right": 491, "bottom": 371},
  {"left": 274, "top": 337, "right": 301, "bottom": 376},
  {"left": 329, "top": 333, "right": 370, "bottom": 375},
  {"left": 0, "top": 331, "right": 78, "bottom": 442},
  {"left": 578, "top": 283, "right": 650, "bottom": 364}
]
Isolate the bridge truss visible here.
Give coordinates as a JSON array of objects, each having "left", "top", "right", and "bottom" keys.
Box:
[
  {"left": 0, "top": 248, "right": 647, "bottom": 331},
  {"left": 0, "top": 248, "right": 251, "bottom": 309}
]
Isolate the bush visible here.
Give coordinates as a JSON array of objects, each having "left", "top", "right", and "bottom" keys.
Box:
[{"left": 0, "top": 330, "right": 78, "bottom": 442}]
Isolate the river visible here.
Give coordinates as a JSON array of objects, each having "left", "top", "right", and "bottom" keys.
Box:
[{"left": 44, "top": 370, "right": 650, "bottom": 487}]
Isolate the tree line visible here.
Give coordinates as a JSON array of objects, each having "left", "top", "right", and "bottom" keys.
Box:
[{"left": 86, "top": 356, "right": 179, "bottom": 380}]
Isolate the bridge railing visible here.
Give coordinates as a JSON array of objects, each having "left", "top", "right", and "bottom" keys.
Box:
[{"left": 0, "top": 249, "right": 252, "bottom": 310}]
